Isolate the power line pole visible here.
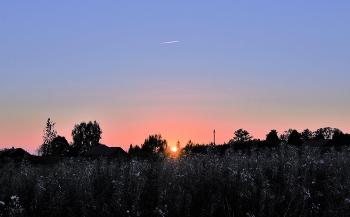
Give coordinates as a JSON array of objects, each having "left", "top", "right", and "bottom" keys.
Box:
[{"left": 213, "top": 129, "right": 216, "bottom": 145}]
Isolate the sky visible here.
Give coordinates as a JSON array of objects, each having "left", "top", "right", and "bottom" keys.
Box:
[{"left": 1, "top": 1, "right": 350, "bottom": 154}]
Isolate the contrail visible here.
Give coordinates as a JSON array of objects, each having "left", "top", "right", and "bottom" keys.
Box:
[{"left": 159, "top": 40, "right": 179, "bottom": 44}]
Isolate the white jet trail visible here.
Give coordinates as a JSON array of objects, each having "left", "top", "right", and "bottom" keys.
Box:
[{"left": 159, "top": 40, "right": 179, "bottom": 44}]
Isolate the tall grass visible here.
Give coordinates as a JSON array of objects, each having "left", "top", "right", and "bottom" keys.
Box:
[{"left": 1, "top": 146, "right": 350, "bottom": 216}]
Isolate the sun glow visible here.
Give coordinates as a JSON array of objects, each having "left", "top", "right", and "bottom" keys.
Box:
[{"left": 171, "top": 147, "right": 178, "bottom": 152}]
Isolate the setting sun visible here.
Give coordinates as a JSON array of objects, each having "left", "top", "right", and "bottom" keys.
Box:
[{"left": 171, "top": 147, "right": 178, "bottom": 152}]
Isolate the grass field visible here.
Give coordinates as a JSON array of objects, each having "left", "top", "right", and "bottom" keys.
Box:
[{"left": 1, "top": 145, "right": 350, "bottom": 216}]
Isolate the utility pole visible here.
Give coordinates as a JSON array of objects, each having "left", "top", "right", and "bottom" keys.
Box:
[{"left": 213, "top": 129, "right": 216, "bottom": 145}]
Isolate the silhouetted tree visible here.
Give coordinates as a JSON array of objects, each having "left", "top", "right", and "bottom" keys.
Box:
[
  {"left": 129, "top": 144, "right": 141, "bottom": 154},
  {"left": 314, "top": 128, "right": 326, "bottom": 140},
  {"left": 176, "top": 140, "right": 181, "bottom": 150},
  {"left": 72, "top": 121, "right": 102, "bottom": 154},
  {"left": 141, "top": 134, "right": 167, "bottom": 153},
  {"left": 266, "top": 130, "right": 280, "bottom": 144},
  {"left": 182, "top": 140, "right": 195, "bottom": 155},
  {"left": 331, "top": 128, "right": 342, "bottom": 141},
  {"left": 288, "top": 130, "right": 303, "bottom": 146},
  {"left": 332, "top": 130, "right": 344, "bottom": 145},
  {"left": 343, "top": 134, "right": 350, "bottom": 146},
  {"left": 229, "top": 129, "right": 253, "bottom": 143},
  {"left": 314, "top": 127, "right": 339, "bottom": 140},
  {"left": 324, "top": 127, "right": 336, "bottom": 139},
  {"left": 0, "top": 148, "right": 9, "bottom": 158},
  {"left": 279, "top": 129, "right": 294, "bottom": 143},
  {"left": 301, "top": 129, "right": 314, "bottom": 141},
  {"left": 50, "top": 136, "right": 71, "bottom": 156},
  {"left": 38, "top": 118, "right": 57, "bottom": 156}
]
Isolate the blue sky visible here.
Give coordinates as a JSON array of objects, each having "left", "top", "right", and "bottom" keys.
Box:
[{"left": 1, "top": 1, "right": 350, "bottom": 153}]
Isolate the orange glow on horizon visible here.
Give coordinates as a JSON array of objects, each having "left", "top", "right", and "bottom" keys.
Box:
[{"left": 2, "top": 111, "right": 350, "bottom": 155}]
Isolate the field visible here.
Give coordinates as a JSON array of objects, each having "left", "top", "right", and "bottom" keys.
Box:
[{"left": 1, "top": 146, "right": 350, "bottom": 217}]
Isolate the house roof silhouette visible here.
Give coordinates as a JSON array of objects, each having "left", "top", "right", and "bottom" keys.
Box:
[
  {"left": 84, "top": 144, "right": 126, "bottom": 156},
  {"left": 5, "top": 147, "right": 30, "bottom": 158}
]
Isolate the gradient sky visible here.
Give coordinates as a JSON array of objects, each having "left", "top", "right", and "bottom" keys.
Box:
[{"left": 1, "top": 1, "right": 350, "bottom": 154}]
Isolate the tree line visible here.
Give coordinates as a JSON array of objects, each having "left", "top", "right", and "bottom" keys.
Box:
[
  {"left": 34, "top": 118, "right": 350, "bottom": 157},
  {"left": 130, "top": 128, "right": 350, "bottom": 156},
  {"left": 184, "top": 128, "right": 349, "bottom": 154},
  {"left": 37, "top": 118, "right": 170, "bottom": 157},
  {"left": 37, "top": 118, "right": 102, "bottom": 157}
]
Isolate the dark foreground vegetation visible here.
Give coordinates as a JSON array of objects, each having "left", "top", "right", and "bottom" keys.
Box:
[{"left": 1, "top": 145, "right": 350, "bottom": 217}]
